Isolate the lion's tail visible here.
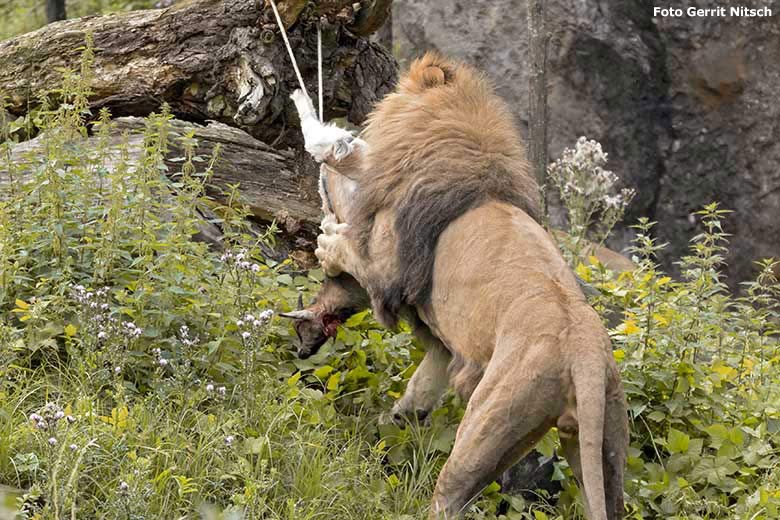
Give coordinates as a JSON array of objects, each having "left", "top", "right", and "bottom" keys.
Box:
[{"left": 572, "top": 351, "right": 609, "bottom": 520}]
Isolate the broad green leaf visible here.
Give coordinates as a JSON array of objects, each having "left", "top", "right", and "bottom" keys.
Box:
[
  {"left": 326, "top": 373, "right": 341, "bottom": 391},
  {"left": 287, "top": 371, "right": 301, "bottom": 386},
  {"left": 313, "top": 365, "right": 334, "bottom": 379},
  {"left": 667, "top": 428, "right": 690, "bottom": 454}
]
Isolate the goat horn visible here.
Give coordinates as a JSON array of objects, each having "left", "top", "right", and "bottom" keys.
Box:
[
  {"left": 278, "top": 310, "right": 317, "bottom": 320},
  {"left": 297, "top": 293, "right": 304, "bottom": 310}
]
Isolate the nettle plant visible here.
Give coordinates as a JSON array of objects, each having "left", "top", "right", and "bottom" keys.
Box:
[
  {"left": 558, "top": 149, "right": 780, "bottom": 516},
  {"left": 0, "top": 43, "right": 449, "bottom": 519}
]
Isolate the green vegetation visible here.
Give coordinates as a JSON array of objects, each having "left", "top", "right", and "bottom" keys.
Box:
[
  {"left": 1, "top": 47, "right": 779, "bottom": 520},
  {"left": 0, "top": 0, "right": 159, "bottom": 40}
]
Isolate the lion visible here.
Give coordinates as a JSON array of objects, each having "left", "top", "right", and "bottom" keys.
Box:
[
  {"left": 294, "top": 52, "right": 541, "bottom": 328},
  {"left": 282, "top": 53, "right": 629, "bottom": 520}
]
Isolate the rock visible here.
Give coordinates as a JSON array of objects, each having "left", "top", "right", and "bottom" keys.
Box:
[{"left": 393, "top": 0, "right": 780, "bottom": 286}]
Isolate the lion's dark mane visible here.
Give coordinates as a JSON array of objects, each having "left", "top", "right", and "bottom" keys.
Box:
[{"left": 350, "top": 53, "right": 541, "bottom": 328}]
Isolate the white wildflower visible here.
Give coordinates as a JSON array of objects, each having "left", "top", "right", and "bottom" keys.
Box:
[
  {"left": 604, "top": 195, "right": 622, "bottom": 209},
  {"left": 121, "top": 321, "right": 142, "bottom": 339}
]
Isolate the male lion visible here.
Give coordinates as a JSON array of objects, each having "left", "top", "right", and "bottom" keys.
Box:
[{"left": 284, "top": 53, "right": 629, "bottom": 520}]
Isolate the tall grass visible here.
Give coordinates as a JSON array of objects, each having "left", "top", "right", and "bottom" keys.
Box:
[{"left": 1, "top": 43, "right": 779, "bottom": 520}]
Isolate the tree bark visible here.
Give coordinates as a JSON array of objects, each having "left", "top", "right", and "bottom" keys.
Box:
[
  {"left": 526, "top": 0, "right": 548, "bottom": 192},
  {"left": 361, "top": 0, "right": 393, "bottom": 44},
  {"left": 46, "top": 0, "right": 67, "bottom": 23},
  {"left": 371, "top": 7, "right": 393, "bottom": 51},
  {"left": 0, "top": 0, "right": 397, "bottom": 145}
]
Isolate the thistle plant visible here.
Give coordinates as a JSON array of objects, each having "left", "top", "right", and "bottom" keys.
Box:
[{"left": 548, "top": 136, "right": 634, "bottom": 262}]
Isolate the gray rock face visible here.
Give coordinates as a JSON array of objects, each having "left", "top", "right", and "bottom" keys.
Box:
[{"left": 393, "top": 0, "right": 779, "bottom": 285}]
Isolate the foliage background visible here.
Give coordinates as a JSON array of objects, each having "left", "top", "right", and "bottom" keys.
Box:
[
  {"left": 0, "top": 1, "right": 161, "bottom": 40},
  {"left": 1, "top": 9, "right": 779, "bottom": 520}
]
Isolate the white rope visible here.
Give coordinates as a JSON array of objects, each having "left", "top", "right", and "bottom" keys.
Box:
[
  {"left": 317, "top": 23, "right": 324, "bottom": 123},
  {"left": 267, "top": 0, "right": 308, "bottom": 98}
]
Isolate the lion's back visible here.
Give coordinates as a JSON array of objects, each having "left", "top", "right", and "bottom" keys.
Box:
[{"left": 351, "top": 53, "right": 541, "bottom": 327}]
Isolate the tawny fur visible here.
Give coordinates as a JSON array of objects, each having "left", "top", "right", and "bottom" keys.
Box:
[
  {"left": 346, "top": 53, "right": 542, "bottom": 326},
  {"left": 321, "top": 189, "right": 628, "bottom": 520},
  {"left": 315, "top": 174, "right": 629, "bottom": 519},
  {"left": 287, "top": 54, "right": 628, "bottom": 519}
]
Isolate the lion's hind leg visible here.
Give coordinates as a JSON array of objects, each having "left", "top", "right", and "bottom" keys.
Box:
[{"left": 429, "top": 359, "right": 559, "bottom": 519}]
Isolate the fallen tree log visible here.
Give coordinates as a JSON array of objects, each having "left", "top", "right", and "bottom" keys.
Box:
[
  {"left": 1, "top": 116, "right": 325, "bottom": 262},
  {"left": 0, "top": 0, "right": 397, "bottom": 144}
]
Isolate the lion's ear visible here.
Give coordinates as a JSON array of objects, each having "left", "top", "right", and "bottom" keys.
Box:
[{"left": 420, "top": 66, "right": 446, "bottom": 88}]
